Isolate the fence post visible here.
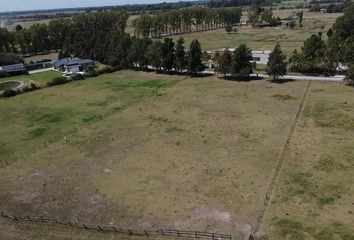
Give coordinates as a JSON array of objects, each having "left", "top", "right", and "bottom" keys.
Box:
[
  {"left": 128, "top": 229, "right": 133, "bottom": 235},
  {"left": 13, "top": 215, "right": 18, "bottom": 221},
  {"left": 177, "top": 230, "right": 180, "bottom": 237},
  {"left": 41, "top": 216, "right": 44, "bottom": 222},
  {"left": 113, "top": 227, "right": 117, "bottom": 232},
  {"left": 160, "top": 229, "right": 164, "bottom": 235},
  {"left": 27, "top": 216, "right": 30, "bottom": 221},
  {"left": 83, "top": 224, "right": 87, "bottom": 229},
  {"left": 97, "top": 225, "right": 102, "bottom": 231},
  {"left": 212, "top": 233, "right": 215, "bottom": 240},
  {"left": 144, "top": 229, "right": 148, "bottom": 235},
  {"left": 195, "top": 231, "right": 198, "bottom": 238}
]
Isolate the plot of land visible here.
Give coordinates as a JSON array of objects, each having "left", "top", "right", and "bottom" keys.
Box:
[
  {"left": 259, "top": 82, "right": 354, "bottom": 239},
  {"left": 0, "top": 70, "right": 309, "bottom": 239},
  {"left": 165, "top": 10, "right": 342, "bottom": 56}
]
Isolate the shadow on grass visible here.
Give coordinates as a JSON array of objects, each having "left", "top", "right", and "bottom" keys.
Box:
[
  {"left": 222, "top": 75, "right": 264, "bottom": 82},
  {"left": 270, "top": 78, "right": 296, "bottom": 84}
]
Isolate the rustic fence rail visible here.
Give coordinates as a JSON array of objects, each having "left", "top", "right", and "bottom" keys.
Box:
[{"left": 0, "top": 208, "right": 231, "bottom": 240}]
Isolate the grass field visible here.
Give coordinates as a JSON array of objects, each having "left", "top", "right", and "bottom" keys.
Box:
[
  {"left": 259, "top": 82, "right": 354, "bottom": 239},
  {"left": 166, "top": 10, "right": 341, "bottom": 56},
  {"left": 0, "top": 71, "right": 62, "bottom": 85},
  {"left": 0, "top": 70, "right": 309, "bottom": 239}
]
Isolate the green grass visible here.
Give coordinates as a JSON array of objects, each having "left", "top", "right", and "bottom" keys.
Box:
[{"left": 0, "top": 70, "right": 62, "bottom": 85}]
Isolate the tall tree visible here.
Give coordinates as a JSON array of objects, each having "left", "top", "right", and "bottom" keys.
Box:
[
  {"left": 231, "top": 44, "right": 254, "bottom": 76},
  {"left": 147, "top": 40, "right": 163, "bottom": 70},
  {"left": 345, "top": 63, "right": 354, "bottom": 86},
  {"left": 187, "top": 39, "right": 205, "bottom": 75},
  {"left": 161, "top": 38, "right": 175, "bottom": 72},
  {"left": 267, "top": 43, "right": 287, "bottom": 81},
  {"left": 175, "top": 37, "right": 187, "bottom": 73},
  {"left": 216, "top": 48, "right": 232, "bottom": 77}
]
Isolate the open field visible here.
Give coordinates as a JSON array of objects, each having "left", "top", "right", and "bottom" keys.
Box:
[
  {"left": 0, "top": 70, "right": 312, "bottom": 239},
  {"left": 259, "top": 82, "right": 354, "bottom": 239},
  {"left": 0, "top": 71, "right": 62, "bottom": 85},
  {"left": 165, "top": 10, "right": 342, "bottom": 56},
  {"left": 24, "top": 52, "right": 59, "bottom": 64}
]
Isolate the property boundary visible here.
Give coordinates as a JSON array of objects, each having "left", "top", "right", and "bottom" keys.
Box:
[
  {"left": 253, "top": 81, "right": 312, "bottom": 235},
  {"left": 0, "top": 208, "right": 231, "bottom": 240}
]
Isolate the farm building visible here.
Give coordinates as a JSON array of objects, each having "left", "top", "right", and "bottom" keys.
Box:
[
  {"left": 207, "top": 49, "right": 271, "bottom": 64},
  {"left": 0, "top": 63, "right": 27, "bottom": 76},
  {"left": 53, "top": 58, "right": 95, "bottom": 73}
]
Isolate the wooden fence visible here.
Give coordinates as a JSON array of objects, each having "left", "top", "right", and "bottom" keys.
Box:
[{"left": 0, "top": 209, "right": 231, "bottom": 240}]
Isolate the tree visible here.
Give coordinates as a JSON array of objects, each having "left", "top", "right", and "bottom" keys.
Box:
[
  {"left": 325, "top": 34, "right": 344, "bottom": 69},
  {"left": 128, "top": 37, "right": 152, "bottom": 69},
  {"left": 58, "top": 51, "right": 71, "bottom": 60},
  {"left": 301, "top": 34, "right": 326, "bottom": 61},
  {"left": 333, "top": 3, "right": 354, "bottom": 39},
  {"left": 147, "top": 40, "right": 163, "bottom": 70},
  {"left": 225, "top": 24, "right": 233, "bottom": 34},
  {"left": 161, "top": 38, "right": 175, "bottom": 72},
  {"left": 216, "top": 48, "right": 232, "bottom": 77},
  {"left": 233, "top": 27, "right": 238, "bottom": 34},
  {"left": 267, "top": 43, "right": 287, "bottom": 81},
  {"left": 296, "top": 11, "right": 304, "bottom": 25},
  {"left": 187, "top": 39, "right": 205, "bottom": 75},
  {"left": 175, "top": 37, "right": 187, "bottom": 73},
  {"left": 231, "top": 44, "right": 254, "bottom": 77},
  {"left": 345, "top": 63, "right": 354, "bottom": 86},
  {"left": 0, "top": 52, "right": 24, "bottom": 66},
  {"left": 15, "top": 25, "right": 23, "bottom": 32}
]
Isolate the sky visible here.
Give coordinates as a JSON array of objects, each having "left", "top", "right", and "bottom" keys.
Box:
[{"left": 0, "top": 0, "right": 181, "bottom": 12}]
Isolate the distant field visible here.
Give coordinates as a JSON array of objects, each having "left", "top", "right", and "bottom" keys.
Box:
[
  {"left": 164, "top": 10, "right": 341, "bottom": 56},
  {"left": 0, "top": 71, "right": 62, "bottom": 85}
]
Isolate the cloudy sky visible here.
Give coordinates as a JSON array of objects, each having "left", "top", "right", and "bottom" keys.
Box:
[{"left": 0, "top": 0, "right": 180, "bottom": 12}]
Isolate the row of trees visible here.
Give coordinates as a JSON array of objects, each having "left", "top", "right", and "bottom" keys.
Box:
[
  {"left": 105, "top": 36, "right": 205, "bottom": 74},
  {"left": 132, "top": 7, "right": 242, "bottom": 37},
  {"left": 214, "top": 43, "right": 287, "bottom": 80},
  {"left": 0, "top": 11, "right": 129, "bottom": 60}
]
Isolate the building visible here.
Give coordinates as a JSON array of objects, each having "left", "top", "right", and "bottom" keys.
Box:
[
  {"left": 53, "top": 58, "right": 95, "bottom": 73},
  {"left": 0, "top": 63, "right": 27, "bottom": 76},
  {"left": 207, "top": 49, "right": 271, "bottom": 65}
]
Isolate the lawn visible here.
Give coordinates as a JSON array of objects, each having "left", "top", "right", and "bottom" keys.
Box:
[
  {"left": 0, "top": 70, "right": 310, "bottom": 239},
  {"left": 0, "top": 70, "right": 62, "bottom": 85}
]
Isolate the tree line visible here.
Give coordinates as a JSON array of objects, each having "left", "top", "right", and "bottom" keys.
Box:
[
  {"left": 289, "top": 2, "right": 354, "bottom": 79},
  {"left": 132, "top": 7, "right": 242, "bottom": 37},
  {"left": 0, "top": 11, "right": 129, "bottom": 61}
]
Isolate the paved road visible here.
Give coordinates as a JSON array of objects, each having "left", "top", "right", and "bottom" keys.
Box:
[
  {"left": 250, "top": 73, "right": 345, "bottom": 82},
  {"left": 201, "top": 70, "right": 345, "bottom": 82}
]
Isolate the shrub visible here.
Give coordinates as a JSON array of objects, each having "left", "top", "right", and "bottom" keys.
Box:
[
  {"left": 0, "top": 71, "right": 9, "bottom": 78},
  {"left": 2, "top": 89, "right": 18, "bottom": 97},
  {"left": 71, "top": 73, "right": 85, "bottom": 81},
  {"left": 47, "top": 76, "right": 69, "bottom": 86},
  {"left": 22, "top": 81, "right": 41, "bottom": 93}
]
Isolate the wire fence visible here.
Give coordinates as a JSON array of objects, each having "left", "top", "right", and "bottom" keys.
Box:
[{"left": 0, "top": 208, "right": 231, "bottom": 240}]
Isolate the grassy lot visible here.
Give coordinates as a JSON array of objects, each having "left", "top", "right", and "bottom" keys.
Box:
[
  {"left": 0, "top": 70, "right": 62, "bottom": 85},
  {"left": 0, "top": 70, "right": 310, "bottom": 239},
  {"left": 166, "top": 10, "right": 341, "bottom": 56},
  {"left": 259, "top": 82, "right": 354, "bottom": 239},
  {"left": 24, "top": 52, "right": 59, "bottom": 64}
]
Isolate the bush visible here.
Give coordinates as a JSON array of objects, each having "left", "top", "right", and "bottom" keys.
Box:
[
  {"left": 47, "top": 76, "right": 69, "bottom": 86},
  {"left": 0, "top": 71, "right": 9, "bottom": 78},
  {"left": 22, "top": 81, "right": 41, "bottom": 93},
  {"left": 71, "top": 73, "right": 86, "bottom": 81},
  {"left": 2, "top": 89, "right": 18, "bottom": 97}
]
